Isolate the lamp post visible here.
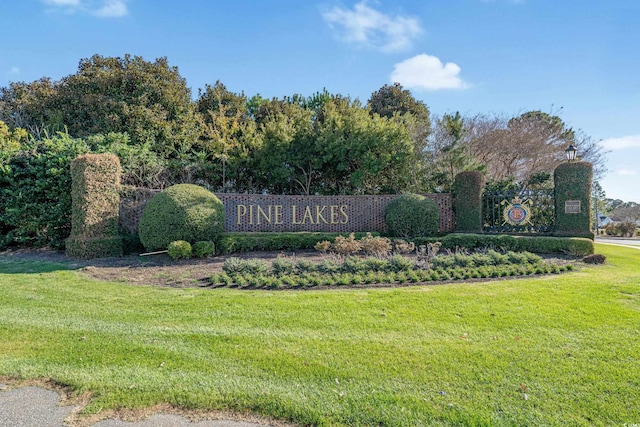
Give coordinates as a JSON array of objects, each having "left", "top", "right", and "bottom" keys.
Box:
[{"left": 565, "top": 144, "right": 578, "bottom": 162}]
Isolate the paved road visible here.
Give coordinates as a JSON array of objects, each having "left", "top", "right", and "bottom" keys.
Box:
[
  {"left": 0, "top": 384, "right": 275, "bottom": 427},
  {"left": 595, "top": 237, "right": 640, "bottom": 248}
]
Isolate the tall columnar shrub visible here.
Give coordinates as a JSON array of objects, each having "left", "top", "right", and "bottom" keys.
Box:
[
  {"left": 453, "top": 171, "right": 485, "bottom": 232},
  {"left": 554, "top": 162, "right": 593, "bottom": 238},
  {"left": 138, "top": 184, "right": 225, "bottom": 251},
  {"left": 384, "top": 193, "right": 439, "bottom": 238},
  {"left": 66, "top": 153, "right": 123, "bottom": 259}
]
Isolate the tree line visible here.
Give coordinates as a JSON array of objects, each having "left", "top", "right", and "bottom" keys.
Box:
[{"left": 1, "top": 54, "right": 606, "bottom": 195}]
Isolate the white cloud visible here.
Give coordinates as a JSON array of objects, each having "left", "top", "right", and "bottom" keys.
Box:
[
  {"left": 92, "top": 0, "right": 127, "bottom": 17},
  {"left": 322, "top": 1, "right": 422, "bottom": 52},
  {"left": 390, "top": 54, "right": 469, "bottom": 91},
  {"left": 8, "top": 66, "right": 21, "bottom": 76},
  {"left": 601, "top": 135, "right": 640, "bottom": 151},
  {"left": 617, "top": 169, "right": 637, "bottom": 176},
  {"left": 42, "top": 0, "right": 128, "bottom": 18},
  {"left": 43, "top": 0, "right": 81, "bottom": 5}
]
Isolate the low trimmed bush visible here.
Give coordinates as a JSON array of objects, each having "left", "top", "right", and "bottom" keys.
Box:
[
  {"left": 193, "top": 241, "right": 216, "bottom": 258},
  {"left": 385, "top": 193, "right": 439, "bottom": 238},
  {"left": 410, "top": 234, "right": 594, "bottom": 256},
  {"left": 138, "top": 184, "right": 224, "bottom": 251},
  {"left": 218, "top": 232, "right": 376, "bottom": 254},
  {"left": 168, "top": 240, "right": 192, "bottom": 260}
]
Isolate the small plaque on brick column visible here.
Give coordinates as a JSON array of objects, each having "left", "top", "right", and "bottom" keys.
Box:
[{"left": 564, "top": 200, "right": 581, "bottom": 214}]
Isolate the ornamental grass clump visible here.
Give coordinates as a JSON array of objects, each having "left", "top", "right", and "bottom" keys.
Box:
[
  {"left": 388, "top": 255, "right": 415, "bottom": 272},
  {"left": 392, "top": 239, "right": 415, "bottom": 254},
  {"left": 331, "top": 233, "right": 361, "bottom": 258},
  {"left": 342, "top": 256, "right": 367, "bottom": 274},
  {"left": 359, "top": 233, "right": 392, "bottom": 258},
  {"left": 272, "top": 257, "right": 296, "bottom": 276}
]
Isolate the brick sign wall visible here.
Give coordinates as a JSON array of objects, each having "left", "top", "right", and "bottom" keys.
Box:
[{"left": 119, "top": 189, "right": 455, "bottom": 235}]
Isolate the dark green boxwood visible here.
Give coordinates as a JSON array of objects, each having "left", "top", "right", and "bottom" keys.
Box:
[
  {"left": 138, "top": 184, "right": 224, "bottom": 251},
  {"left": 385, "top": 193, "right": 439, "bottom": 238},
  {"left": 554, "top": 162, "right": 593, "bottom": 238},
  {"left": 453, "top": 171, "right": 485, "bottom": 232},
  {"left": 193, "top": 241, "right": 216, "bottom": 258},
  {"left": 410, "top": 233, "right": 593, "bottom": 256},
  {"left": 217, "top": 232, "right": 376, "bottom": 254}
]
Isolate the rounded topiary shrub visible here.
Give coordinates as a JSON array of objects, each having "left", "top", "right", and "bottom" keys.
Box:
[
  {"left": 385, "top": 193, "right": 439, "bottom": 238},
  {"left": 193, "top": 240, "right": 216, "bottom": 258},
  {"left": 167, "top": 240, "right": 192, "bottom": 260},
  {"left": 138, "top": 184, "right": 225, "bottom": 251}
]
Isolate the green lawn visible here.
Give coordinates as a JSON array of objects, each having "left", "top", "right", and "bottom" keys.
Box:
[{"left": 1, "top": 244, "right": 639, "bottom": 426}]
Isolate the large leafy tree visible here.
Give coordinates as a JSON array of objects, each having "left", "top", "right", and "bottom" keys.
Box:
[
  {"left": 367, "top": 83, "right": 432, "bottom": 192},
  {"left": 44, "top": 54, "right": 198, "bottom": 157},
  {"left": 429, "top": 112, "right": 484, "bottom": 192},
  {"left": 466, "top": 111, "right": 607, "bottom": 187},
  {"left": 0, "top": 78, "right": 57, "bottom": 136},
  {"left": 252, "top": 98, "right": 315, "bottom": 194},
  {"left": 314, "top": 97, "right": 414, "bottom": 194},
  {"left": 196, "top": 81, "right": 260, "bottom": 191}
]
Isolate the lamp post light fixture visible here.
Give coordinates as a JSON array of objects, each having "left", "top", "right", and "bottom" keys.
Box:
[{"left": 565, "top": 144, "right": 578, "bottom": 162}]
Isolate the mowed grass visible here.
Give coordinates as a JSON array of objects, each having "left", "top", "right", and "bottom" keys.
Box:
[{"left": 0, "top": 244, "right": 639, "bottom": 426}]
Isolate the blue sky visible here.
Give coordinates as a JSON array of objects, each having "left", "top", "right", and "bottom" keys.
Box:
[{"left": 2, "top": 0, "right": 639, "bottom": 202}]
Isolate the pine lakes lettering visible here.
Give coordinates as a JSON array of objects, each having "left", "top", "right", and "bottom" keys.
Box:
[{"left": 236, "top": 204, "right": 349, "bottom": 226}]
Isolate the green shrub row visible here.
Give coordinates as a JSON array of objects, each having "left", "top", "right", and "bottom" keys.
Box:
[
  {"left": 216, "top": 232, "right": 592, "bottom": 257},
  {"left": 430, "top": 250, "right": 541, "bottom": 269},
  {"left": 167, "top": 240, "right": 216, "bottom": 260},
  {"left": 217, "top": 232, "right": 378, "bottom": 254},
  {"left": 222, "top": 250, "right": 547, "bottom": 277},
  {"left": 0, "top": 134, "right": 90, "bottom": 249},
  {"left": 211, "top": 262, "right": 572, "bottom": 289},
  {"left": 410, "top": 233, "right": 593, "bottom": 256}
]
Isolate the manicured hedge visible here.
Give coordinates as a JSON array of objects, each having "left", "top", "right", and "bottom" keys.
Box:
[
  {"left": 411, "top": 233, "right": 594, "bottom": 256},
  {"left": 66, "top": 153, "right": 123, "bottom": 259},
  {"left": 554, "top": 162, "right": 593, "bottom": 238},
  {"left": 453, "top": 171, "right": 485, "bottom": 232},
  {"left": 217, "top": 232, "right": 377, "bottom": 254}
]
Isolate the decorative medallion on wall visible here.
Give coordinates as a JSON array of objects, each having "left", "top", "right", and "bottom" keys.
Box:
[{"left": 502, "top": 197, "right": 533, "bottom": 226}]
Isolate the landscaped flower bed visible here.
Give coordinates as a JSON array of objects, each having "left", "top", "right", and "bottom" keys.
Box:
[{"left": 210, "top": 249, "right": 573, "bottom": 289}]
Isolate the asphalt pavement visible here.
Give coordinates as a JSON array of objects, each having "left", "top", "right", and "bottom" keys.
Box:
[
  {"left": 0, "top": 384, "right": 274, "bottom": 427},
  {"left": 595, "top": 236, "right": 640, "bottom": 248}
]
